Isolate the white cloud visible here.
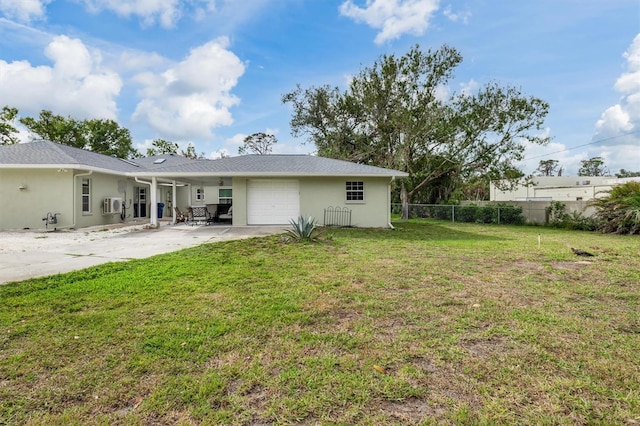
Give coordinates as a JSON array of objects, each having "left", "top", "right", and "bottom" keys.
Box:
[
  {"left": 131, "top": 37, "right": 245, "bottom": 140},
  {"left": 594, "top": 34, "right": 640, "bottom": 145},
  {"left": 339, "top": 0, "right": 440, "bottom": 44},
  {"left": 209, "top": 148, "right": 230, "bottom": 159},
  {"left": 459, "top": 79, "right": 478, "bottom": 96},
  {"left": 77, "top": 0, "right": 218, "bottom": 28},
  {"left": 118, "top": 50, "right": 168, "bottom": 72},
  {"left": 0, "top": 0, "right": 49, "bottom": 22},
  {"left": 0, "top": 35, "right": 122, "bottom": 119},
  {"left": 442, "top": 6, "right": 470, "bottom": 24}
]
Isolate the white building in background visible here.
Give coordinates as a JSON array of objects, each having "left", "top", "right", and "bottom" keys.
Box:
[{"left": 490, "top": 176, "right": 640, "bottom": 203}]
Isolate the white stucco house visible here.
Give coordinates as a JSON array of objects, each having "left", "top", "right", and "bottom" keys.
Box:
[{"left": 0, "top": 141, "right": 408, "bottom": 231}]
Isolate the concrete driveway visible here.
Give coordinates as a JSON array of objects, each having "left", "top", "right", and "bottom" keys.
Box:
[{"left": 0, "top": 223, "right": 285, "bottom": 285}]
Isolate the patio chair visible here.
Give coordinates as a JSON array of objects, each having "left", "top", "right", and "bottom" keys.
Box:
[
  {"left": 218, "top": 205, "right": 233, "bottom": 223},
  {"left": 174, "top": 207, "right": 187, "bottom": 223},
  {"left": 188, "top": 206, "right": 214, "bottom": 225}
]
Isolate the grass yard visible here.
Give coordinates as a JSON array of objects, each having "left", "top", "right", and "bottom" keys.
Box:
[{"left": 1, "top": 221, "right": 639, "bottom": 425}]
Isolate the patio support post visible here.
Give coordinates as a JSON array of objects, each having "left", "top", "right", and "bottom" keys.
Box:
[
  {"left": 150, "top": 176, "right": 158, "bottom": 227},
  {"left": 172, "top": 181, "right": 177, "bottom": 224}
]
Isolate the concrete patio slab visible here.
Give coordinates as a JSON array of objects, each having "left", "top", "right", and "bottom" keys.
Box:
[{"left": 0, "top": 223, "right": 285, "bottom": 285}]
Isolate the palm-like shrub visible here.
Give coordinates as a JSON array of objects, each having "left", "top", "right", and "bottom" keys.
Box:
[
  {"left": 286, "top": 216, "right": 318, "bottom": 241},
  {"left": 590, "top": 181, "right": 640, "bottom": 234}
]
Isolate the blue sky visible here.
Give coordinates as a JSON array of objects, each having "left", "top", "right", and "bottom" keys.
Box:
[{"left": 1, "top": 0, "right": 638, "bottom": 176}]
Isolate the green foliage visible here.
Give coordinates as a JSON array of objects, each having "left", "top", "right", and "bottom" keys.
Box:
[
  {"left": 536, "top": 159, "right": 561, "bottom": 176},
  {"left": 0, "top": 105, "right": 19, "bottom": 145},
  {"left": 285, "top": 215, "right": 318, "bottom": 241},
  {"left": 403, "top": 203, "right": 524, "bottom": 224},
  {"left": 545, "top": 201, "right": 596, "bottom": 231},
  {"left": 147, "top": 139, "right": 179, "bottom": 156},
  {"left": 591, "top": 181, "right": 640, "bottom": 234},
  {"left": 19, "top": 110, "right": 138, "bottom": 158},
  {"left": 283, "top": 44, "right": 549, "bottom": 217},
  {"left": 180, "top": 142, "right": 206, "bottom": 159},
  {"left": 546, "top": 201, "right": 568, "bottom": 227},
  {"left": 578, "top": 156, "right": 609, "bottom": 177},
  {"left": 238, "top": 132, "right": 277, "bottom": 155},
  {"left": 616, "top": 169, "right": 640, "bottom": 178}
]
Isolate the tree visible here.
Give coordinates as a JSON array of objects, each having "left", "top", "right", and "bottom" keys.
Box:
[
  {"left": 578, "top": 156, "right": 609, "bottom": 176},
  {"left": 84, "top": 118, "right": 138, "bottom": 159},
  {"left": 283, "top": 44, "right": 549, "bottom": 217},
  {"left": 181, "top": 143, "right": 206, "bottom": 159},
  {"left": 536, "top": 159, "right": 561, "bottom": 176},
  {"left": 0, "top": 106, "right": 20, "bottom": 145},
  {"left": 238, "top": 132, "right": 277, "bottom": 155},
  {"left": 19, "top": 110, "right": 139, "bottom": 158},
  {"left": 616, "top": 169, "right": 640, "bottom": 178},
  {"left": 20, "top": 110, "right": 86, "bottom": 148},
  {"left": 590, "top": 181, "right": 640, "bottom": 234},
  {"left": 147, "top": 139, "right": 179, "bottom": 156}
]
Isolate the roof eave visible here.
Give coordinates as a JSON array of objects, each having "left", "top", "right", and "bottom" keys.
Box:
[
  {"left": 128, "top": 171, "right": 409, "bottom": 178},
  {"left": 0, "top": 164, "right": 134, "bottom": 175}
]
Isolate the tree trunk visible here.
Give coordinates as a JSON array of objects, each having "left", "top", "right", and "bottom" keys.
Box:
[{"left": 401, "top": 183, "right": 410, "bottom": 220}]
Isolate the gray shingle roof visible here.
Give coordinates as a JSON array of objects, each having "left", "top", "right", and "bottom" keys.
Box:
[
  {"left": 0, "top": 141, "right": 408, "bottom": 178},
  {"left": 0, "top": 140, "right": 141, "bottom": 173},
  {"left": 142, "top": 155, "right": 407, "bottom": 177}
]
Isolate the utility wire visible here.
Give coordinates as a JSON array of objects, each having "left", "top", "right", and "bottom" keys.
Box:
[{"left": 523, "top": 130, "right": 640, "bottom": 162}]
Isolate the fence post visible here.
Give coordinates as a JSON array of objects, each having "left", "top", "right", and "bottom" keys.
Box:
[
  {"left": 452, "top": 205, "right": 455, "bottom": 223},
  {"left": 497, "top": 206, "right": 500, "bottom": 224}
]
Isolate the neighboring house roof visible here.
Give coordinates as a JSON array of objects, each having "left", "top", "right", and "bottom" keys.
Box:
[{"left": 0, "top": 141, "right": 408, "bottom": 178}]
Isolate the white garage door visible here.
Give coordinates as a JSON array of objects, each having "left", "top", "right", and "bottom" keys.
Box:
[{"left": 247, "top": 179, "right": 300, "bottom": 225}]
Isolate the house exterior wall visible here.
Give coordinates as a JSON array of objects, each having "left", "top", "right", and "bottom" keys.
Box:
[
  {"left": 0, "top": 169, "right": 73, "bottom": 230},
  {"left": 2, "top": 171, "right": 395, "bottom": 230},
  {"left": 298, "top": 177, "right": 392, "bottom": 228},
  {"left": 225, "top": 177, "right": 391, "bottom": 228},
  {"left": 0, "top": 169, "right": 140, "bottom": 231}
]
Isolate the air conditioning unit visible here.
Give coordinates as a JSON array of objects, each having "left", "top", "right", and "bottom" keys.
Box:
[{"left": 103, "top": 197, "right": 123, "bottom": 214}]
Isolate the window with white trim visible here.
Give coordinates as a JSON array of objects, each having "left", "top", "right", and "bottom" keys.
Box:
[
  {"left": 82, "top": 178, "right": 91, "bottom": 213},
  {"left": 345, "top": 181, "right": 364, "bottom": 203},
  {"left": 218, "top": 188, "right": 232, "bottom": 205},
  {"left": 196, "top": 187, "right": 205, "bottom": 201}
]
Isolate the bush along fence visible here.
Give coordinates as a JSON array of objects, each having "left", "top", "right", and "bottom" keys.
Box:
[{"left": 392, "top": 203, "right": 526, "bottom": 225}]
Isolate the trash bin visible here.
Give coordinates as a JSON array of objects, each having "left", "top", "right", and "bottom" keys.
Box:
[{"left": 157, "top": 203, "right": 165, "bottom": 218}]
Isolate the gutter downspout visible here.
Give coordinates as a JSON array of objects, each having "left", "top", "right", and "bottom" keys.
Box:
[
  {"left": 56, "top": 170, "right": 93, "bottom": 230},
  {"left": 388, "top": 176, "right": 395, "bottom": 229}
]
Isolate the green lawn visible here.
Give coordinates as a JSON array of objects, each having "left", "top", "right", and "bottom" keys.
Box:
[{"left": 1, "top": 221, "right": 639, "bottom": 425}]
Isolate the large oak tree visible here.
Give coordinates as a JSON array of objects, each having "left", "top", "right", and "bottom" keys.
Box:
[
  {"left": 20, "top": 110, "right": 138, "bottom": 159},
  {"left": 283, "top": 45, "right": 550, "bottom": 218}
]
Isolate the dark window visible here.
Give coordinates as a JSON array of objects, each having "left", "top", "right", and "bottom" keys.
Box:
[{"left": 82, "top": 178, "right": 91, "bottom": 213}]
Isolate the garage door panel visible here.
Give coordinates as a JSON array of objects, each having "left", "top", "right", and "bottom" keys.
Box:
[{"left": 247, "top": 180, "right": 300, "bottom": 225}]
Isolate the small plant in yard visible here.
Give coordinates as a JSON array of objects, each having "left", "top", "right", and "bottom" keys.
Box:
[{"left": 284, "top": 215, "right": 318, "bottom": 242}]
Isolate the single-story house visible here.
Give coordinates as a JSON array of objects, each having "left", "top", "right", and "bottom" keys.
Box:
[{"left": 0, "top": 140, "right": 408, "bottom": 231}]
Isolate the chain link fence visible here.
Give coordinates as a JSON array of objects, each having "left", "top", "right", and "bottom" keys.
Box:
[{"left": 391, "top": 203, "right": 548, "bottom": 225}]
